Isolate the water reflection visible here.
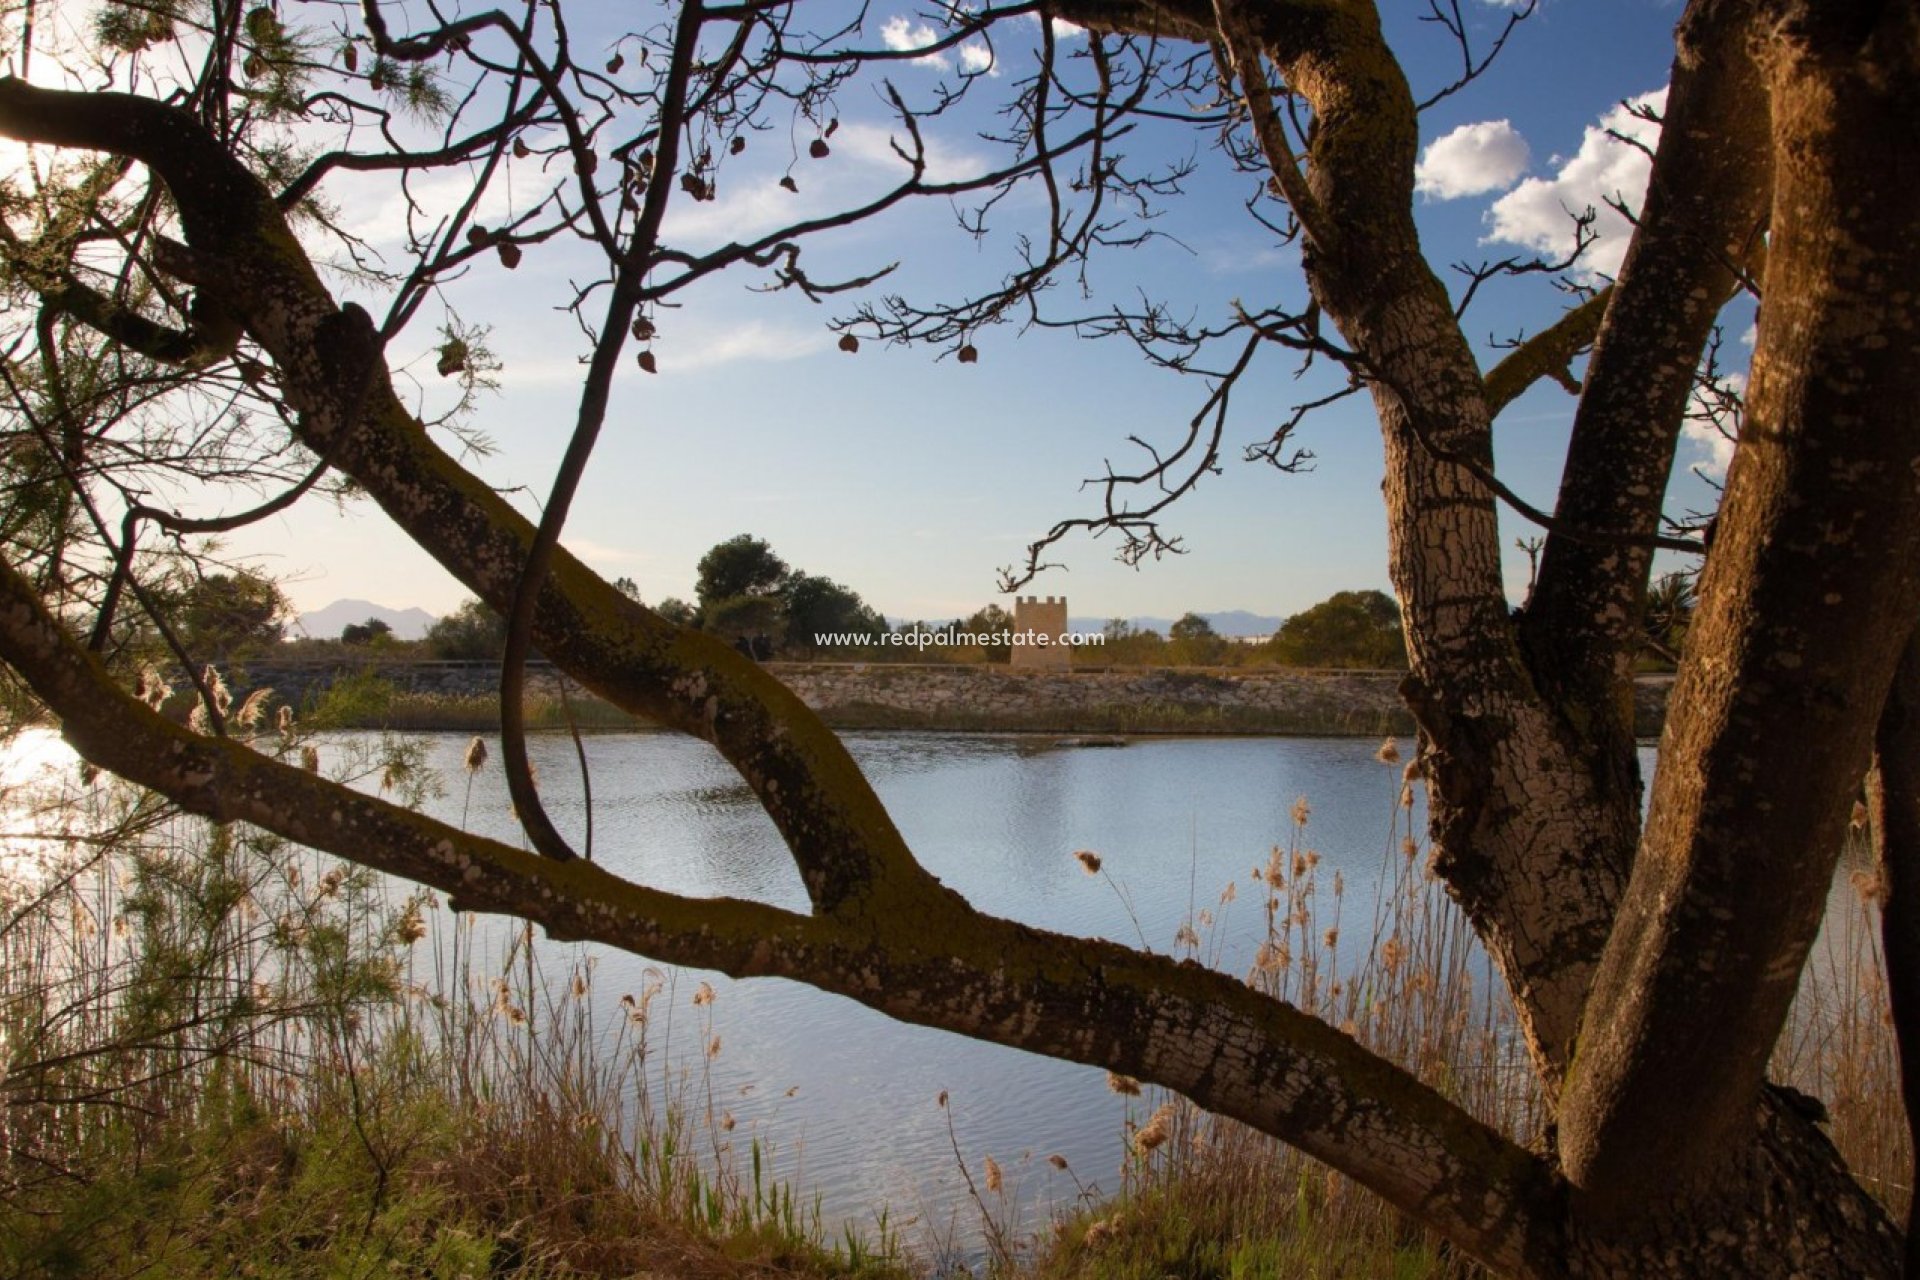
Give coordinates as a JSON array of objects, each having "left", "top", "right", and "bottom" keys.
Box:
[{"left": 403, "top": 730, "right": 1428, "bottom": 1238}]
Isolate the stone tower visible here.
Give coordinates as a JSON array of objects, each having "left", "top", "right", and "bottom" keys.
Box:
[{"left": 1011, "top": 595, "right": 1071, "bottom": 670}]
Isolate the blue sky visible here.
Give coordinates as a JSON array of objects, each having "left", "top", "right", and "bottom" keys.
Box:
[{"left": 209, "top": 0, "right": 1734, "bottom": 626}]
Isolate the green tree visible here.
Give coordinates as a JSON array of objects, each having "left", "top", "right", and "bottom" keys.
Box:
[
  {"left": 1640, "top": 571, "right": 1697, "bottom": 667},
  {"left": 340, "top": 617, "right": 393, "bottom": 646},
  {"left": 704, "top": 594, "right": 784, "bottom": 660},
  {"left": 784, "top": 574, "right": 883, "bottom": 654},
  {"left": 1098, "top": 619, "right": 1167, "bottom": 667},
  {"left": 1167, "top": 611, "right": 1226, "bottom": 666},
  {"left": 423, "top": 599, "right": 508, "bottom": 661},
  {"left": 960, "top": 603, "right": 1014, "bottom": 662},
  {"left": 695, "top": 535, "right": 788, "bottom": 612},
  {"left": 1268, "top": 591, "right": 1407, "bottom": 669},
  {"left": 1169, "top": 611, "right": 1215, "bottom": 641},
  {"left": 176, "top": 571, "right": 288, "bottom": 660},
  {"left": 654, "top": 597, "right": 697, "bottom": 627}
]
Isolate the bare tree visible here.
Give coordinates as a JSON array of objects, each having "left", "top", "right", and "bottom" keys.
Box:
[{"left": 0, "top": 0, "right": 1916, "bottom": 1273}]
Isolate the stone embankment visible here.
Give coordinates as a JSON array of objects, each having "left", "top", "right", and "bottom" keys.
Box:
[{"left": 241, "top": 658, "right": 1674, "bottom": 737}]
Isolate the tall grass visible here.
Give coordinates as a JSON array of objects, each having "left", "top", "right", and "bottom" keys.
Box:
[
  {"left": 0, "top": 731, "right": 903, "bottom": 1279},
  {"left": 301, "top": 668, "right": 652, "bottom": 733},
  {"left": 1021, "top": 742, "right": 1907, "bottom": 1280},
  {"left": 3, "top": 720, "right": 1903, "bottom": 1280}
]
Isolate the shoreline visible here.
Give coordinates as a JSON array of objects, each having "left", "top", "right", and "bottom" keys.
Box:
[{"left": 252, "top": 659, "right": 1674, "bottom": 737}]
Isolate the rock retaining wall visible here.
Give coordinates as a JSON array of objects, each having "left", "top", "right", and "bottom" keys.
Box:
[{"left": 240, "top": 659, "right": 1672, "bottom": 737}]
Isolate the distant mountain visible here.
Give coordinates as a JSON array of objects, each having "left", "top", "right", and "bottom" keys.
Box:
[
  {"left": 1071, "top": 611, "right": 1283, "bottom": 638},
  {"left": 293, "top": 599, "right": 438, "bottom": 642}
]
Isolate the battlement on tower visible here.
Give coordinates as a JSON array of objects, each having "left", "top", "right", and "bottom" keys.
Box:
[{"left": 1011, "top": 595, "right": 1071, "bottom": 669}]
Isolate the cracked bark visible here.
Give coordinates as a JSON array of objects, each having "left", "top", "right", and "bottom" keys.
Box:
[
  {"left": 1519, "top": 0, "right": 1771, "bottom": 903},
  {"left": 1870, "top": 628, "right": 1920, "bottom": 1276},
  {"left": 1558, "top": 0, "right": 1920, "bottom": 1228}
]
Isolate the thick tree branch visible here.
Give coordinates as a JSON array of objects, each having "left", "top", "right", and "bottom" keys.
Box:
[
  {"left": 1519, "top": 0, "right": 1770, "bottom": 810},
  {"left": 1481, "top": 288, "right": 1610, "bottom": 419},
  {"left": 1560, "top": 2, "right": 1920, "bottom": 1220}
]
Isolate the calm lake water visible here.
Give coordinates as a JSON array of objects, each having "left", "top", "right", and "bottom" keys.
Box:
[{"left": 401, "top": 730, "right": 1441, "bottom": 1240}]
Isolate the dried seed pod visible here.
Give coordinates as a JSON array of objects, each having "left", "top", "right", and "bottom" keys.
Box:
[
  {"left": 729, "top": 135, "right": 746, "bottom": 155},
  {"left": 837, "top": 333, "right": 859, "bottom": 354},
  {"left": 606, "top": 52, "right": 624, "bottom": 74},
  {"left": 465, "top": 225, "right": 490, "bottom": 247},
  {"left": 809, "top": 138, "right": 830, "bottom": 159},
  {"left": 779, "top": 175, "right": 798, "bottom": 193},
  {"left": 632, "top": 316, "right": 657, "bottom": 341},
  {"left": 497, "top": 242, "right": 522, "bottom": 269},
  {"left": 342, "top": 43, "right": 359, "bottom": 73},
  {"left": 957, "top": 344, "right": 979, "bottom": 364},
  {"left": 512, "top": 137, "right": 529, "bottom": 159},
  {"left": 637, "top": 350, "right": 658, "bottom": 374}
]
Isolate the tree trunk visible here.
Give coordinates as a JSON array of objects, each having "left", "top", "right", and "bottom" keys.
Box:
[
  {"left": 1559, "top": 0, "right": 1920, "bottom": 1228},
  {"left": 1870, "top": 629, "right": 1920, "bottom": 1273}
]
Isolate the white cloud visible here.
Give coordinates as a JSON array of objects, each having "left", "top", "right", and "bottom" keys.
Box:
[
  {"left": 881, "top": 16, "right": 948, "bottom": 66},
  {"left": 831, "top": 122, "right": 987, "bottom": 184},
  {"left": 959, "top": 43, "right": 997, "bottom": 75},
  {"left": 1682, "top": 370, "right": 1743, "bottom": 478},
  {"left": 656, "top": 121, "right": 985, "bottom": 247},
  {"left": 661, "top": 178, "right": 824, "bottom": 245},
  {"left": 661, "top": 319, "right": 832, "bottom": 372},
  {"left": 1484, "top": 88, "right": 1666, "bottom": 278},
  {"left": 1415, "top": 119, "right": 1530, "bottom": 200},
  {"left": 331, "top": 161, "right": 554, "bottom": 254},
  {"left": 879, "top": 15, "right": 996, "bottom": 75}
]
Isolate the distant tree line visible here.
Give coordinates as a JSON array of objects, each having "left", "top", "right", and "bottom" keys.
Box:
[{"left": 286, "top": 540, "right": 1693, "bottom": 671}]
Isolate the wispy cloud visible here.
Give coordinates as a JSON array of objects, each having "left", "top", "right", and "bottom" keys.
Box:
[
  {"left": 879, "top": 15, "right": 998, "bottom": 75},
  {"left": 1415, "top": 120, "right": 1530, "bottom": 200},
  {"left": 498, "top": 319, "right": 831, "bottom": 385},
  {"left": 830, "top": 122, "right": 988, "bottom": 184},
  {"left": 1484, "top": 88, "right": 1666, "bottom": 278},
  {"left": 330, "top": 160, "right": 557, "bottom": 255},
  {"left": 659, "top": 320, "right": 833, "bottom": 372},
  {"left": 659, "top": 121, "right": 987, "bottom": 247}
]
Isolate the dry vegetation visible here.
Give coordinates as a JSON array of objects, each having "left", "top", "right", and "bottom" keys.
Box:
[{"left": 1, "top": 732, "right": 1902, "bottom": 1279}]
